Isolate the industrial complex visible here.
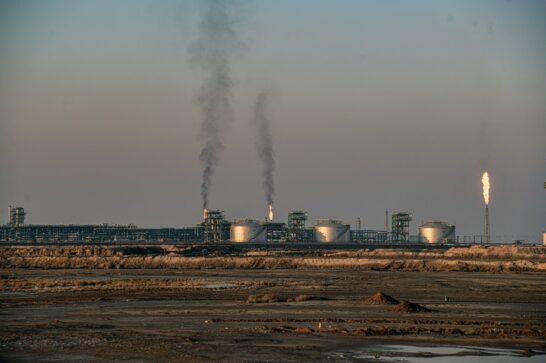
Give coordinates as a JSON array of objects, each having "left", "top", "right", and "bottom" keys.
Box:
[{"left": 1, "top": 205, "right": 484, "bottom": 244}]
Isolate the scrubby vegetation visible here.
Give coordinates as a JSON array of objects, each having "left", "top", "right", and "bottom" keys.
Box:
[
  {"left": 246, "top": 293, "right": 278, "bottom": 303},
  {"left": 1, "top": 245, "right": 545, "bottom": 272}
]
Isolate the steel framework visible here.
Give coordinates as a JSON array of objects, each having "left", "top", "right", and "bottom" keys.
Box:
[
  {"left": 287, "top": 211, "right": 308, "bottom": 242},
  {"left": 391, "top": 212, "right": 412, "bottom": 242}
]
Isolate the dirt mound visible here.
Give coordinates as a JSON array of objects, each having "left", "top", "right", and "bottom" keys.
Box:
[
  {"left": 246, "top": 293, "right": 278, "bottom": 304},
  {"left": 393, "top": 300, "right": 431, "bottom": 313},
  {"left": 363, "top": 291, "right": 399, "bottom": 305},
  {"left": 294, "top": 326, "right": 314, "bottom": 334}
]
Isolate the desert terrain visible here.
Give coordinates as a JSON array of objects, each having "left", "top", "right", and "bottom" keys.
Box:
[{"left": 1, "top": 245, "right": 545, "bottom": 362}]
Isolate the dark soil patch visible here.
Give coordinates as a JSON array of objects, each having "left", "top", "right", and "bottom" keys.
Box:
[
  {"left": 287, "top": 294, "right": 329, "bottom": 302},
  {"left": 393, "top": 300, "right": 431, "bottom": 313}
]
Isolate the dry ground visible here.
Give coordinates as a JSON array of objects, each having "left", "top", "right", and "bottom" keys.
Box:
[{"left": 1, "top": 267, "right": 546, "bottom": 362}]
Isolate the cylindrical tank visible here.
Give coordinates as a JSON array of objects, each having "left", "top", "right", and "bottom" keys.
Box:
[
  {"left": 314, "top": 220, "right": 351, "bottom": 243},
  {"left": 419, "top": 220, "right": 456, "bottom": 244},
  {"left": 230, "top": 219, "right": 267, "bottom": 243}
]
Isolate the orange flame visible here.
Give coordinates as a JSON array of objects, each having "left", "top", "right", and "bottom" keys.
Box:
[
  {"left": 268, "top": 203, "right": 273, "bottom": 222},
  {"left": 481, "top": 172, "right": 490, "bottom": 205},
  {"left": 203, "top": 208, "right": 209, "bottom": 220}
]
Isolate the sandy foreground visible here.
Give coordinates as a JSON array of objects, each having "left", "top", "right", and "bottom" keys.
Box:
[{"left": 1, "top": 245, "right": 546, "bottom": 362}]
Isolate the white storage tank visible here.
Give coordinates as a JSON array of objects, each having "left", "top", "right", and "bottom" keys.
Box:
[
  {"left": 230, "top": 219, "right": 267, "bottom": 243},
  {"left": 314, "top": 220, "right": 351, "bottom": 243},
  {"left": 419, "top": 220, "right": 456, "bottom": 244}
]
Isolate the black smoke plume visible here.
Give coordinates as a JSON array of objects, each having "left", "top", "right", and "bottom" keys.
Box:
[
  {"left": 189, "top": 0, "right": 244, "bottom": 209},
  {"left": 253, "top": 90, "right": 275, "bottom": 206}
]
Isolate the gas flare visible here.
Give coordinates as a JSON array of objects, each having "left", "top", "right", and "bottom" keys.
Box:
[
  {"left": 481, "top": 172, "right": 490, "bottom": 205},
  {"left": 268, "top": 203, "right": 274, "bottom": 222},
  {"left": 203, "top": 208, "right": 209, "bottom": 220}
]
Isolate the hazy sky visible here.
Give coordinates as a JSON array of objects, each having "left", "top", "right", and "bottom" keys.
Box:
[{"left": 0, "top": 0, "right": 545, "bottom": 241}]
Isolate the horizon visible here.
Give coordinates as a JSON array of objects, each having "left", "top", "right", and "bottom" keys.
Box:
[{"left": 1, "top": 0, "right": 545, "bottom": 241}]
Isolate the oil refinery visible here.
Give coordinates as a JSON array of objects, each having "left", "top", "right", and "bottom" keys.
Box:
[{"left": 1, "top": 205, "right": 489, "bottom": 244}]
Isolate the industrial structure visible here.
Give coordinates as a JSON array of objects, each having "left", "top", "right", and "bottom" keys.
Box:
[
  {"left": 8, "top": 206, "right": 26, "bottom": 226},
  {"left": 202, "top": 210, "right": 230, "bottom": 243},
  {"left": 484, "top": 205, "right": 490, "bottom": 244},
  {"left": 351, "top": 229, "right": 389, "bottom": 243},
  {"left": 287, "top": 211, "right": 309, "bottom": 242},
  {"left": 266, "top": 222, "right": 287, "bottom": 242},
  {"left": 391, "top": 212, "right": 412, "bottom": 242},
  {"left": 314, "top": 219, "right": 351, "bottom": 243},
  {"left": 418, "top": 220, "right": 456, "bottom": 244},
  {"left": 0, "top": 205, "right": 496, "bottom": 244},
  {"left": 230, "top": 219, "right": 267, "bottom": 243},
  {"left": 1, "top": 173, "right": 521, "bottom": 244},
  {"left": 0, "top": 223, "right": 198, "bottom": 242}
]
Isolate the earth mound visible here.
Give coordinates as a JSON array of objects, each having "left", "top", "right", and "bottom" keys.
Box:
[
  {"left": 294, "top": 326, "right": 314, "bottom": 334},
  {"left": 246, "top": 293, "right": 278, "bottom": 304},
  {"left": 363, "top": 291, "right": 400, "bottom": 305},
  {"left": 393, "top": 300, "right": 431, "bottom": 313}
]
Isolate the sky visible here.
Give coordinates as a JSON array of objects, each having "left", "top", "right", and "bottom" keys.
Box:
[{"left": 0, "top": 0, "right": 545, "bottom": 241}]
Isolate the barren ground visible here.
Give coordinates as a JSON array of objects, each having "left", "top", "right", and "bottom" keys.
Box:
[{"left": 1, "top": 267, "right": 546, "bottom": 362}]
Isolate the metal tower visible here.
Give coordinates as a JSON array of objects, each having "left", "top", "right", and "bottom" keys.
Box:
[
  {"left": 287, "top": 211, "right": 308, "bottom": 242},
  {"left": 203, "top": 210, "right": 230, "bottom": 243},
  {"left": 484, "top": 205, "right": 490, "bottom": 244},
  {"left": 8, "top": 206, "right": 26, "bottom": 226},
  {"left": 391, "top": 212, "right": 412, "bottom": 242}
]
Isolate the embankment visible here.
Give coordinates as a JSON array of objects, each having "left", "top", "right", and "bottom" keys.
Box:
[{"left": 1, "top": 245, "right": 545, "bottom": 272}]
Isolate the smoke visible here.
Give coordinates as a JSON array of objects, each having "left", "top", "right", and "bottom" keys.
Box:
[
  {"left": 252, "top": 90, "right": 276, "bottom": 207},
  {"left": 189, "top": 0, "right": 245, "bottom": 209}
]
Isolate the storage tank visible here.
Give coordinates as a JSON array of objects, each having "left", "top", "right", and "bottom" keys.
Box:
[
  {"left": 314, "top": 220, "right": 351, "bottom": 242},
  {"left": 230, "top": 219, "right": 267, "bottom": 243},
  {"left": 419, "top": 220, "right": 456, "bottom": 244}
]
